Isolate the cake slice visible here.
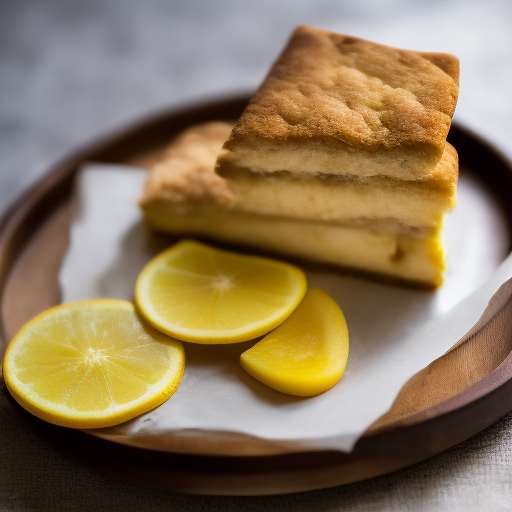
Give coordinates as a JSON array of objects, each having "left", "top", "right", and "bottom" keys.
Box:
[
  {"left": 216, "top": 25, "right": 459, "bottom": 181},
  {"left": 140, "top": 27, "right": 459, "bottom": 288},
  {"left": 140, "top": 122, "right": 449, "bottom": 287}
]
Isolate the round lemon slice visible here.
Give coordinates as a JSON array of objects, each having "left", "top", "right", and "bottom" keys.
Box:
[
  {"left": 240, "top": 288, "right": 349, "bottom": 396},
  {"left": 135, "top": 240, "right": 307, "bottom": 344},
  {"left": 2, "top": 300, "right": 185, "bottom": 429}
]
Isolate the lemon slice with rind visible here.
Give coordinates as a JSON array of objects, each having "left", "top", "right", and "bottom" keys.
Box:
[
  {"left": 135, "top": 240, "right": 307, "bottom": 344},
  {"left": 2, "top": 300, "right": 185, "bottom": 429},
  {"left": 240, "top": 288, "right": 349, "bottom": 396}
]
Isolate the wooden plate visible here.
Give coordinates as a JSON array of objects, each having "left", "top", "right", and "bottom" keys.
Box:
[{"left": 2, "top": 95, "right": 512, "bottom": 495}]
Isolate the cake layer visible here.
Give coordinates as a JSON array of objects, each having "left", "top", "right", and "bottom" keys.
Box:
[
  {"left": 142, "top": 202, "right": 445, "bottom": 287},
  {"left": 217, "top": 25, "right": 459, "bottom": 180},
  {"left": 217, "top": 143, "right": 458, "bottom": 231}
]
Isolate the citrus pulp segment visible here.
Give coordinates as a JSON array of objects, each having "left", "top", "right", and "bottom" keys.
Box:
[
  {"left": 2, "top": 300, "right": 185, "bottom": 429},
  {"left": 240, "top": 288, "right": 349, "bottom": 396},
  {"left": 134, "top": 239, "right": 307, "bottom": 343}
]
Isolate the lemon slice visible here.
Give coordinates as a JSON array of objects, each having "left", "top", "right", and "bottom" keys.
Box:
[
  {"left": 2, "top": 300, "right": 185, "bottom": 429},
  {"left": 240, "top": 288, "right": 349, "bottom": 396},
  {"left": 135, "top": 240, "right": 307, "bottom": 344}
]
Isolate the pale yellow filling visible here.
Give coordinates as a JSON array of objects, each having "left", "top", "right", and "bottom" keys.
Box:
[{"left": 142, "top": 202, "right": 445, "bottom": 287}]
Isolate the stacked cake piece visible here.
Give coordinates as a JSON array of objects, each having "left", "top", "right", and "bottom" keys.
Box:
[{"left": 140, "top": 26, "right": 459, "bottom": 287}]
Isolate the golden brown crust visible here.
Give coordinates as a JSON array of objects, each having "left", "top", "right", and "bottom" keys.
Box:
[
  {"left": 139, "top": 121, "right": 235, "bottom": 206},
  {"left": 432, "top": 142, "right": 458, "bottom": 187},
  {"left": 223, "top": 25, "right": 459, "bottom": 153}
]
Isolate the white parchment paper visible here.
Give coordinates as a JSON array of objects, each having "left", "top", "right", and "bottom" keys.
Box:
[{"left": 59, "top": 164, "right": 511, "bottom": 452}]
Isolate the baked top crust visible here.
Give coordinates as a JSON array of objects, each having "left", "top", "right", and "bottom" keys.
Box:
[
  {"left": 140, "top": 121, "right": 235, "bottom": 206},
  {"left": 222, "top": 25, "right": 459, "bottom": 153},
  {"left": 433, "top": 142, "right": 458, "bottom": 187}
]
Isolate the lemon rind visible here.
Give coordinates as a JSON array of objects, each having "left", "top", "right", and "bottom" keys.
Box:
[{"left": 2, "top": 300, "right": 186, "bottom": 429}]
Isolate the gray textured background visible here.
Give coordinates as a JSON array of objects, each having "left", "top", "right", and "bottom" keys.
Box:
[{"left": 1, "top": 0, "right": 512, "bottom": 510}]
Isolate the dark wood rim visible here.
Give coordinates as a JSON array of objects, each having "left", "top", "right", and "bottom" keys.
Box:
[{"left": 2, "top": 95, "right": 512, "bottom": 494}]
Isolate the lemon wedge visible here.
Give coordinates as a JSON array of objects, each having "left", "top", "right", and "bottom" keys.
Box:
[
  {"left": 240, "top": 288, "right": 349, "bottom": 396},
  {"left": 135, "top": 240, "right": 307, "bottom": 344},
  {"left": 2, "top": 300, "right": 185, "bottom": 429}
]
